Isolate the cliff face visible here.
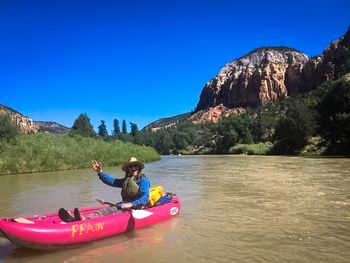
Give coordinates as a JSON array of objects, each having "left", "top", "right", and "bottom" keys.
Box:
[
  {"left": 195, "top": 47, "right": 309, "bottom": 111},
  {"left": 0, "top": 104, "right": 39, "bottom": 134},
  {"left": 195, "top": 27, "right": 350, "bottom": 113},
  {"left": 317, "top": 27, "right": 350, "bottom": 82}
]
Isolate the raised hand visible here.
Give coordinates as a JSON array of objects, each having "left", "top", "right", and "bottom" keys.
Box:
[{"left": 91, "top": 160, "right": 102, "bottom": 173}]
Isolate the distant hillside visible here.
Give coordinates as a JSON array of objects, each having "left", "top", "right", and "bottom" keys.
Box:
[
  {"left": 143, "top": 113, "right": 191, "bottom": 131},
  {"left": 0, "top": 104, "right": 69, "bottom": 134},
  {"left": 36, "top": 121, "right": 70, "bottom": 133}
]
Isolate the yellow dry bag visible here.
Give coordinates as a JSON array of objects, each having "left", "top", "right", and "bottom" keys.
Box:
[{"left": 148, "top": 186, "right": 164, "bottom": 206}]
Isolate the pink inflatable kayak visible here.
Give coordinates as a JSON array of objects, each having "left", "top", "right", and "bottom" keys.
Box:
[{"left": 0, "top": 196, "right": 180, "bottom": 250}]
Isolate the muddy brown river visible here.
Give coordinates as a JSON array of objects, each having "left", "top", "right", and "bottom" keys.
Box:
[{"left": 0, "top": 155, "right": 349, "bottom": 262}]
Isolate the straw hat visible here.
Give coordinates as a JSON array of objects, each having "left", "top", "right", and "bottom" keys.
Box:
[{"left": 122, "top": 157, "right": 144, "bottom": 171}]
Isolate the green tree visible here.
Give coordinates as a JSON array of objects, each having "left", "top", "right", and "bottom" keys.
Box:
[
  {"left": 118, "top": 132, "right": 134, "bottom": 143},
  {"left": 316, "top": 78, "right": 350, "bottom": 154},
  {"left": 122, "top": 120, "right": 127, "bottom": 134},
  {"left": 154, "top": 130, "right": 175, "bottom": 154},
  {"left": 112, "top": 118, "right": 120, "bottom": 137},
  {"left": 272, "top": 100, "right": 315, "bottom": 154},
  {"left": 195, "top": 123, "right": 217, "bottom": 150},
  {"left": 173, "top": 131, "right": 190, "bottom": 150},
  {"left": 177, "top": 121, "right": 199, "bottom": 143},
  {"left": 134, "top": 130, "right": 156, "bottom": 146},
  {"left": 98, "top": 120, "right": 108, "bottom": 138},
  {"left": 71, "top": 113, "right": 96, "bottom": 137},
  {"left": 0, "top": 113, "right": 19, "bottom": 142},
  {"left": 216, "top": 115, "right": 253, "bottom": 153},
  {"left": 251, "top": 102, "right": 286, "bottom": 142},
  {"left": 130, "top": 122, "right": 139, "bottom": 137}
]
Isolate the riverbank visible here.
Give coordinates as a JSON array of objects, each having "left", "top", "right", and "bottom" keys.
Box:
[
  {"left": 0, "top": 133, "right": 160, "bottom": 175},
  {"left": 177, "top": 138, "right": 326, "bottom": 156}
]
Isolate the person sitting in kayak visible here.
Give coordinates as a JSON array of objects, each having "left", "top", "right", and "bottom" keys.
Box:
[{"left": 58, "top": 157, "right": 150, "bottom": 222}]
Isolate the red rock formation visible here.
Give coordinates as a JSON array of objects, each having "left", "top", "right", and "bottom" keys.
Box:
[{"left": 189, "top": 104, "right": 245, "bottom": 124}]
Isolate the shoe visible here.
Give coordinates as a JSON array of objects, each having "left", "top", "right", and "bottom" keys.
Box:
[
  {"left": 73, "top": 208, "right": 83, "bottom": 221},
  {"left": 58, "top": 208, "right": 75, "bottom": 222}
]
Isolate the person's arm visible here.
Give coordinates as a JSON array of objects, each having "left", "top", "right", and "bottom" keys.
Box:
[
  {"left": 131, "top": 177, "right": 150, "bottom": 207},
  {"left": 92, "top": 160, "right": 123, "bottom": 187},
  {"left": 98, "top": 172, "right": 123, "bottom": 188}
]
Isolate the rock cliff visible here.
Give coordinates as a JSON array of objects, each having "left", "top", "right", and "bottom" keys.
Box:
[
  {"left": 195, "top": 27, "right": 350, "bottom": 114},
  {"left": 195, "top": 47, "right": 309, "bottom": 112}
]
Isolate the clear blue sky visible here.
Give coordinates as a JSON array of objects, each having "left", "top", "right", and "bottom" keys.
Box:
[{"left": 1, "top": 0, "right": 349, "bottom": 132}]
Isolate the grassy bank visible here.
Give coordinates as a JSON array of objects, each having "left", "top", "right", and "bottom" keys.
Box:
[{"left": 0, "top": 133, "right": 160, "bottom": 175}]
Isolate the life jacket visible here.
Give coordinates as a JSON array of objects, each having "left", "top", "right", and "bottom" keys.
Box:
[
  {"left": 121, "top": 174, "right": 145, "bottom": 201},
  {"left": 121, "top": 175, "right": 169, "bottom": 207}
]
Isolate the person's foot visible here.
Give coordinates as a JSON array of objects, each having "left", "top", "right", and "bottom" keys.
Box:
[
  {"left": 74, "top": 208, "right": 83, "bottom": 221},
  {"left": 58, "top": 208, "right": 75, "bottom": 222}
]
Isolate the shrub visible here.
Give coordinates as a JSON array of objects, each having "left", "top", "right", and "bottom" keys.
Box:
[
  {"left": 316, "top": 78, "right": 350, "bottom": 155},
  {"left": 0, "top": 113, "right": 19, "bottom": 142},
  {"left": 271, "top": 100, "right": 315, "bottom": 155},
  {"left": 229, "top": 142, "right": 273, "bottom": 155}
]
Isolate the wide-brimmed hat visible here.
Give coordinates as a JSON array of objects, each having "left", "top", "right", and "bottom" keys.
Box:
[{"left": 122, "top": 157, "right": 144, "bottom": 172}]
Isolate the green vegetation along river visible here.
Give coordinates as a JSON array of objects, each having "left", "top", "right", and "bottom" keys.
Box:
[
  {"left": 0, "top": 133, "right": 160, "bottom": 175},
  {"left": 0, "top": 156, "right": 349, "bottom": 262}
]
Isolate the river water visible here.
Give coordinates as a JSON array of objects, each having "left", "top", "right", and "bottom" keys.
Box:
[{"left": 0, "top": 155, "right": 350, "bottom": 263}]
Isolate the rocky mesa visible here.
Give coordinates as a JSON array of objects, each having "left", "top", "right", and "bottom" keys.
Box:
[
  {"left": 195, "top": 47, "right": 309, "bottom": 112},
  {"left": 194, "top": 27, "right": 350, "bottom": 121},
  {"left": 145, "top": 27, "right": 350, "bottom": 129}
]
